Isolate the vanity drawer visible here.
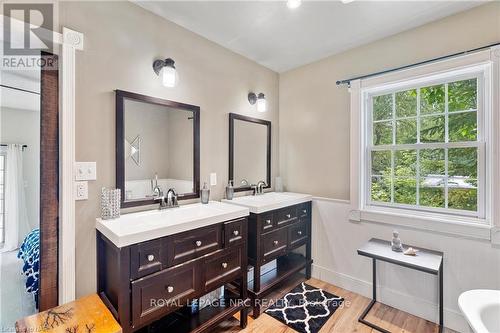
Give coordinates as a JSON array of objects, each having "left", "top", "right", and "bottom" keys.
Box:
[
  {"left": 130, "top": 239, "right": 166, "bottom": 280},
  {"left": 297, "top": 203, "right": 311, "bottom": 219},
  {"left": 224, "top": 218, "right": 245, "bottom": 248},
  {"left": 203, "top": 247, "right": 242, "bottom": 291},
  {"left": 166, "top": 224, "right": 222, "bottom": 266},
  {"left": 275, "top": 206, "right": 297, "bottom": 227},
  {"left": 261, "top": 228, "right": 288, "bottom": 263},
  {"left": 288, "top": 219, "right": 308, "bottom": 248},
  {"left": 131, "top": 260, "right": 200, "bottom": 327},
  {"left": 259, "top": 213, "right": 275, "bottom": 233}
]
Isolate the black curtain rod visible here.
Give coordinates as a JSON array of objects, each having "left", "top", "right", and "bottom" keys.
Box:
[
  {"left": 0, "top": 84, "right": 40, "bottom": 95},
  {"left": 336, "top": 41, "right": 500, "bottom": 87}
]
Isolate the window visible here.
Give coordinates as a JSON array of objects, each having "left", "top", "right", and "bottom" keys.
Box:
[
  {"left": 0, "top": 153, "right": 5, "bottom": 243},
  {"left": 366, "top": 71, "right": 485, "bottom": 218}
]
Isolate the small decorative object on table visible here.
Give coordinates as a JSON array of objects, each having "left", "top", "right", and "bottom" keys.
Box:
[
  {"left": 226, "top": 180, "right": 234, "bottom": 200},
  {"left": 404, "top": 247, "right": 419, "bottom": 256},
  {"left": 101, "top": 188, "right": 121, "bottom": 220},
  {"left": 391, "top": 230, "right": 404, "bottom": 252},
  {"left": 201, "top": 182, "right": 210, "bottom": 204}
]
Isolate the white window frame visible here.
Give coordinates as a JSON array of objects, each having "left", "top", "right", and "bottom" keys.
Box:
[
  {"left": 0, "top": 151, "right": 5, "bottom": 244},
  {"left": 365, "top": 70, "right": 485, "bottom": 219},
  {"left": 349, "top": 49, "right": 499, "bottom": 240}
]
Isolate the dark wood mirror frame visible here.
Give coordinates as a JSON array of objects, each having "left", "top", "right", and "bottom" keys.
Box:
[
  {"left": 229, "top": 113, "right": 271, "bottom": 192},
  {"left": 115, "top": 90, "right": 200, "bottom": 208}
]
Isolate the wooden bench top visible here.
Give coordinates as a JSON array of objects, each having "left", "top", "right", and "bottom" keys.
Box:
[{"left": 16, "top": 294, "right": 121, "bottom": 333}]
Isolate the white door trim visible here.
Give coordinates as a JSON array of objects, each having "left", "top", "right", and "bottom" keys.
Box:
[{"left": 57, "top": 27, "right": 83, "bottom": 304}]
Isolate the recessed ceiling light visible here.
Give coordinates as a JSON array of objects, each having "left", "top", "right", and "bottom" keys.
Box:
[
  {"left": 341, "top": 0, "right": 355, "bottom": 3},
  {"left": 287, "top": 0, "right": 302, "bottom": 9}
]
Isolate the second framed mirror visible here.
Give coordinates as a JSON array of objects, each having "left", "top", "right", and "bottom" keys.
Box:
[{"left": 229, "top": 113, "right": 271, "bottom": 192}]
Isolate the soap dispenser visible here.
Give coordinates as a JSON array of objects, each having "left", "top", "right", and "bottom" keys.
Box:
[
  {"left": 201, "top": 182, "right": 210, "bottom": 204},
  {"left": 226, "top": 180, "right": 234, "bottom": 200}
]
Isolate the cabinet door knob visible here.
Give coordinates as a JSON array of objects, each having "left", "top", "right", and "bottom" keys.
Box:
[
  {"left": 221, "top": 262, "right": 228, "bottom": 269},
  {"left": 147, "top": 254, "right": 155, "bottom": 262},
  {"left": 302, "top": 209, "right": 307, "bottom": 214},
  {"left": 166, "top": 286, "right": 174, "bottom": 293},
  {"left": 195, "top": 240, "right": 202, "bottom": 247},
  {"left": 233, "top": 230, "right": 239, "bottom": 236},
  {"left": 273, "top": 240, "right": 279, "bottom": 246},
  {"left": 286, "top": 214, "right": 291, "bottom": 219},
  {"left": 297, "top": 231, "right": 303, "bottom": 236},
  {"left": 266, "top": 219, "right": 271, "bottom": 225}
]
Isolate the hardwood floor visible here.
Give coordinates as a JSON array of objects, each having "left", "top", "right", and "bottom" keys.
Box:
[{"left": 215, "top": 277, "right": 457, "bottom": 333}]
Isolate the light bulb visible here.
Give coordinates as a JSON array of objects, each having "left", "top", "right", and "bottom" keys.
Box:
[
  {"left": 257, "top": 94, "right": 267, "bottom": 112},
  {"left": 162, "top": 65, "right": 178, "bottom": 87},
  {"left": 287, "top": 0, "right": 301, "bottom": 9}
]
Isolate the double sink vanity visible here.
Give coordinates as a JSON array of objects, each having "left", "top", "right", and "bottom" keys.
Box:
[{"left": 95, "top": 90, "right": 312, "bottom": 333}]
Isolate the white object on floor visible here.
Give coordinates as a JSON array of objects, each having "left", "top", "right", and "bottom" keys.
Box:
[
  {"left": 459, "top": 289, "right": 500, "bottom": 333},
  {"left": 222, "top": 192, "right": 312, "bottom": 214},
  {"left": 96, "top": 201, "right": 249, "bottom": 247}
]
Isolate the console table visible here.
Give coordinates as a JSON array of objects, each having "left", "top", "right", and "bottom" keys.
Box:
[{"left": 357, "top": 238, "right": 444, "bottom": 333}]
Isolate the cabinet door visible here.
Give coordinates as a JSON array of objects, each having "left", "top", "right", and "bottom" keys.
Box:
[
  {"left": 275, "top": 206, "right": 297, "bottom": 228},
  {"left": 131, "top": 260, "right": 200, "bottom": 327},
  {"left": 203, "top": 247, "right": 242, "bottom": 291},
  {"left": 224, "top": 218, "right": 245, "bottom": 248},
  {"left": 288, "top": 219, "right": 308, "bottom": 249},
  {"left": 130, "top": 239, "right": 166, "bottom": 280},
  {"left": 261, "top": 228, "right": 288, "bottom": 263},
  {"left": 166, "top": 224, "right": 222, "bottom": 266}
]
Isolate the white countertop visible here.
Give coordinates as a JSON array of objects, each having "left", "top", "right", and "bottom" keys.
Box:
[
  {"left": 222, "top": 192, "right": 312, "bottom": 214},
  {"left": 96, "top": 201, "right": 249, "bottom": 248}
]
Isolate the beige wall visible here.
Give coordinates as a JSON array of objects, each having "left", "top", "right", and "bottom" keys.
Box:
[
  {"left": 59, "top": 1, "right": 279, "bottom": 297},
  {"left": 279, "top": 2, "right": 500, "bottom": 200}
]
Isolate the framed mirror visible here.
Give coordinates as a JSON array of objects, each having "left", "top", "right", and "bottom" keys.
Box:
[
  {"left": 229, "top": 113, "right": 271, "bottom": 192},
  {"left": 116, "top": 90, "right": 200, "bottom": 207}
]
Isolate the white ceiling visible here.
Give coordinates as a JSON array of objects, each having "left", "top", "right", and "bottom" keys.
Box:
[{"left": 135, "top": 1, "right": 485, "bottom": 72}]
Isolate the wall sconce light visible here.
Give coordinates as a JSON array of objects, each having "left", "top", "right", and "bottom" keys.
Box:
[
  {"left": 248, "top": 92, "right": 267, "bottom": 113},
  {"left": 153, "top": 58, "right": 178, "bottom": 87}
]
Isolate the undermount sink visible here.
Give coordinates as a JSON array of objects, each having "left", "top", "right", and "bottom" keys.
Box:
[
  {"left": 96, "top": 201, "right": 249, "bottom": 247},
  {"left": 459, "top": 290, "right": 500, "bottom": 333},
  {"left": 222, "top": 192, "right": 312, "bottom": 213}
]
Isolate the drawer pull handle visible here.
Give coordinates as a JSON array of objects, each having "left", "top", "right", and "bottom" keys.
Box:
[
  {"left": 221, "top": 262, "right": 228, "bottom": 269},
  {"left": 147, "top": 254, "right": 155, "bottom": 262},
  {"left": 273, "top": 240, "right": 279, "bottom": 246},
  {"left": 195, "top": 240, "right": 202, "bottom": 247},
  {"left": 166, "top": 286, "right": 174, "bottom": 293},
  {"left": 302, "top": 209, "right": 307, "bottom": 214},
  {"left": 286, "top": 214, "right": 291, "bottom": 219},
  {"left": 297, "top": 231, "right": 303, "bottom": 236},
  {"left": 266, "top": 219, "right": 271, "bottom": 225}
]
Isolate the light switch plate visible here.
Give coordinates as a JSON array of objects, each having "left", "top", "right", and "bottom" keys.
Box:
[
  {"left": 210, "top": 172, "right": 217, "bottom": 186},
  {"left": 75, "top": 162, "right": 97, "bottom": 181},
  {"left": 75, "top": 181, "right": 88, "bottom": 200}
]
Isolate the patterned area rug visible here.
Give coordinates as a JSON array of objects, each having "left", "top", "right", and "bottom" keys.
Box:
[{"left": 265, "top": 282, "right": 344, "bottom": 333}]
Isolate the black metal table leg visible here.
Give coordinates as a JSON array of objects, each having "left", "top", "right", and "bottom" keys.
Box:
[
  {"left": 358, "top": 259, "right": 391, "bottom": 333},
  {"left": 439, "top": 261, "right": 444, "bottom": 333}
]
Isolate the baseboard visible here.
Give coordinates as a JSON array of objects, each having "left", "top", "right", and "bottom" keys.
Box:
[{"left": 312, "top": 264, "right": 470, "bottom": 333}]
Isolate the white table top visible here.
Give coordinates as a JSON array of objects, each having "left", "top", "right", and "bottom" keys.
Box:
[{"left": 358, "top": 238, "right": 443, "bottom": 274}]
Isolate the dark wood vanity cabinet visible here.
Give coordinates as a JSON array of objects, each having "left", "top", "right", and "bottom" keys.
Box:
[
  {"left": 247, "top": 201, "right": 313, "bottom": 318},
  {"left": 97, "top": 218, "right": 249, "bottom": 333}
]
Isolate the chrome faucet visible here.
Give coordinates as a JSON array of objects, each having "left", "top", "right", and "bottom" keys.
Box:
[
  {"left": 155, "top": 188, "right": 179, "bottom": 210},
  {"left": 166, "top": 188, "right": 179, "bottom": 208},
  {"left": 256, "top": 180, "right": 267, "bottom": 195}
]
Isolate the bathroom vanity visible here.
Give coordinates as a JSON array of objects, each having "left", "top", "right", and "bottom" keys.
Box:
[
  {"left": 223, "top": 192, "right": 313, "bottom": 317},
  {"left": 96, "top": 202, "right": 250, "bottom": 333}
]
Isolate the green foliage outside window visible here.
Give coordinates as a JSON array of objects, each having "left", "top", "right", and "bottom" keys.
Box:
[{"left": 370, "top": 78, "right": 478, "bottom": 213}]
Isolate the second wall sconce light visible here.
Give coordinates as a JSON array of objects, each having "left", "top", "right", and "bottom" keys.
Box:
[
  {"left": 248, "top": 92, "right": 267, "bottom": 112},
  {"left": 153, "top": 58, "right": 178, "bottom": 87}
]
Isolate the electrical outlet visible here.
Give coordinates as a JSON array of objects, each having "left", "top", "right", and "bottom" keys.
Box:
[
  {"left": 75, "top": 162, "right": 97, "bottom": 181},
  {"left": 75, "top": 181, "right": 88, "bottom": 200},
  {"left": 210, "top": 172, "right": 217, "bottom": 186}
]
